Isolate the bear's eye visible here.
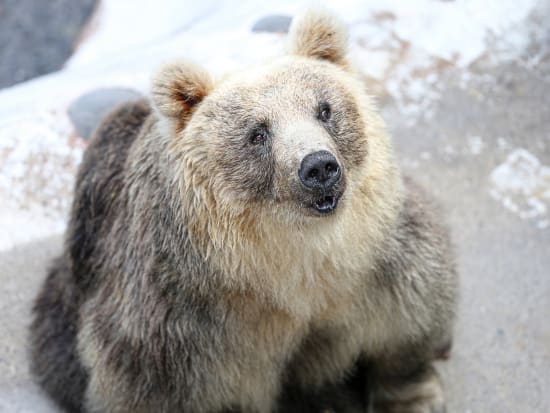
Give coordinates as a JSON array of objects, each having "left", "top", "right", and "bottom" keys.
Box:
[
  {"left": 250, "top": 128, "right": 268, "bottom": 145},
  {"left": 318, "top": 102, "right": 331, "bottom": 122}
]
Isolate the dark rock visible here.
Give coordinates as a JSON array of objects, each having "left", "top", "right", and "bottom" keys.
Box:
[
  {"left": 251, "top": 15, "right": 292, "bottom": 34},
  {"left": 0, "top": 0, "right": 98, "bottom": 89},
  {"left": 68, "top": 88, "right": 143, "bottom": 139}
]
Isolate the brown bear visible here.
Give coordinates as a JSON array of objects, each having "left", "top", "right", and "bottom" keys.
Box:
[{"left": 30, "top": 9, "right": 457, "bottom": 413}]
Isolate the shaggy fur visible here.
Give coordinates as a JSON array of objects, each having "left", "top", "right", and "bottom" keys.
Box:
[{"left": 30, "top": 9, "right": 457, "bottom": 413}]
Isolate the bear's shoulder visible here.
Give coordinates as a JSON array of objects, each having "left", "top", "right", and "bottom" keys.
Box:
[{"left": 68, "top": 99, "right": 151, "bottom": 292}]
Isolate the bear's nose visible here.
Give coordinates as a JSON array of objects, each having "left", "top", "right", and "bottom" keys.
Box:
[{"left": 299, "top": 151, "right": 341, "bottom": 190}]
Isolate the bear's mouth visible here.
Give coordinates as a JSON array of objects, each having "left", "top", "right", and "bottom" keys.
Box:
[{"left": 311, "top": 195, "right": 339, "bottom": 214}]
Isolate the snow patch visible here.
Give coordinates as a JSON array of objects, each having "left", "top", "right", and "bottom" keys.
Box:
[
  {"left": 490, "top": 149, "right": 550, "bottom": 225},
  {"left": 0, "top": 110, "right": 83, "bottom": 251}
]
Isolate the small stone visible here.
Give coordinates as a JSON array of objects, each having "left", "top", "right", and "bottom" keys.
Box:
[
  {"left": 251, "top": 15, "right": 292, "bottom": 34},
  {"left": 68, "top": 88, "right": 143, "bottom": 139}
]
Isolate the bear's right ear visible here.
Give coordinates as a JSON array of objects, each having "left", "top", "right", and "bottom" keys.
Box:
[{"left": 151, "top": 60, "right": 213, "bottom": 128}]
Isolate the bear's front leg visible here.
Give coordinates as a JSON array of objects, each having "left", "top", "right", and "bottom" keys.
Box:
[{"left": 368, "top": 356, "right": 446, "bottom": 413}]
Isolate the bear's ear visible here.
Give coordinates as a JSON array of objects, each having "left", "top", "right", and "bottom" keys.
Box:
[
  {"left": 151, "top": 60, "right": 213, "bottom": 127},
  {"left": 288, "top": 9, "right": 348, "bottom": 66}
]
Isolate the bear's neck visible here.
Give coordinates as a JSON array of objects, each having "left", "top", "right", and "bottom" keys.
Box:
[{"left": 177, "top": 158, "right": 404, "bottom": 320}]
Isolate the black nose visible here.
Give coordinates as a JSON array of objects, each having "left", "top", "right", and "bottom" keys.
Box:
[{"left": 299, "top": 151, "right": 341, "bottom": 190}]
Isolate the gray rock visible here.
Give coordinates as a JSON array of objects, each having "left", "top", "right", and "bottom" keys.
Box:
[
  {"left": 68, "top": 88, "right": 143, "bottom": 139},
  {"left": 251, "top": 15, "right": 292, "bottom": 33},
  {"left": 0, "top": 0, "right": 97, "bottom": 89}
]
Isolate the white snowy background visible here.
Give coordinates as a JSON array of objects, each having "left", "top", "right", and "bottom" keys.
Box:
[{"left": 0, "top": 0, "right": 548, "bottom": 251}]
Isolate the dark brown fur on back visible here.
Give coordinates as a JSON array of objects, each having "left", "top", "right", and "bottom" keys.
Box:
[{"left": 30, "top": 100, "right": 150, "bottom": 412}]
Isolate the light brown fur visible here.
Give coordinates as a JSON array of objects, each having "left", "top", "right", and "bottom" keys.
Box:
[{"left": 172, "top": 58, "right": 402, "bottom": 317}]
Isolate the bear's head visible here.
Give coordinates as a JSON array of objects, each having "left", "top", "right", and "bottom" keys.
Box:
[{"left": 151, "top": 9, "right": 400, "bottom": 267}]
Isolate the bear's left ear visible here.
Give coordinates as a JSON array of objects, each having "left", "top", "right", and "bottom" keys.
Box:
[
  {"left": 287, "top": 8, "right": 348, "bottom": 67},
  {"left": 151, "top": 60, "right": 213, "bottom": 128}
]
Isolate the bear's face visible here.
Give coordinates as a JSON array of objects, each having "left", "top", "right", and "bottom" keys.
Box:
[
  {"left": 184, "top": 59, "right": 368, "bottom": 219},
  {"left": 152, "top": 9, "right": 384, "bottom": 224}
]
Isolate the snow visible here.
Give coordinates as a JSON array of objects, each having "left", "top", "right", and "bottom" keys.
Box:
[
  {"left": 0, "top": 0, "right": 543, "bottom": 251},
  {"left": 490, "top": 149, "right": 550, "bottom": 223},
  {"left": 67, "top": 1, "right": 221, "bottom": 69},
  {"left": 0, "top": 110, "right": 83, "bottom": 250}
]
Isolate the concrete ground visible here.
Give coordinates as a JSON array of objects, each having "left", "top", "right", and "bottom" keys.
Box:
[
  {"left": 0, "top": 236, "right": 60, "bottom": 413},
  {"left": 389, "top": 57, "right": 550, "bottom": 412}
]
